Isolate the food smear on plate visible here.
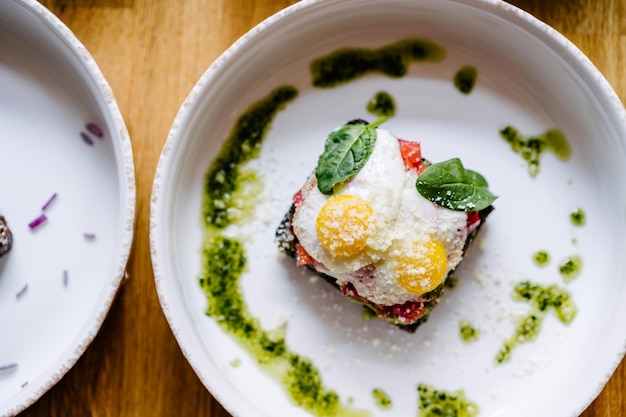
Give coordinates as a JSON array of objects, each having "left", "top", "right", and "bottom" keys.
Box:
[
  {"left": 0, "top": 215, "right": 13, "bottom": 257},
  {"left": 371, "top": 388, "right": 392, "bottom": 410},
  {"left": 366, "top": 91, "right": 396, "bottom": 117},
  {"left": 310, "top": 38, "right": 446, "bottom": 88},
  {"left": 569, "top": 208, "right": 585, "bottom": 226},
  {"left": 453, "top": 65, "right": 478, "bottom": 95},
  {"left": 198, "top": 86, "right": 370, "bottom": 417},
  {"left": 495, "top": 280, "right": 576, "bottom": 363},
  {"left": 417, "top": 384, "right": 478, "bottom": 417},
  {"left": 558, "top": 255, "right": 582, "bottom": 283},
  {"left": 459, "top": 320, "right": 480, "bottom": 343},
  {"left": 532, "top": 250, "right": 550, "bottom": 267},
  {"left": 276, "top": 119, "right": 496, "bottom": 332},
  {"left": 499, "top": 126, "right": 571, "bottom": 176}
]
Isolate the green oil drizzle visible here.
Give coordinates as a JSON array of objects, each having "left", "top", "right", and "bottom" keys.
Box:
[
  {"left": 459, "top": 321, "right": 480, "bottom": 343},
  {"left": 372, "top": 388, "right": 393, "bottom": 410},
  {"left": 454, "top": 66, "right": 478, "bottom": 94},
  {"left": 199, "top": 85, "right": 369, "bottom": 417},
  {"left": 417, "top": 384, "right": 479, "bottom": 417},
  {"left": 499, "top": 126, "right": 571, "bottom": 176},
  {"left": 367, "top": 91, "right": 396, "bottom": 117},
  {"left": 532, "top": 250, "right": 550, "bottom": 267},
  {"left": 311, "top": 38, "right": 446, "bottom": 88},
  {"left": 496, "top": 281, "right": 576, "bottom": 363},
  {"left": 559, "top": 255, "right": 583, "bottom": 283},
  {"left": 570, "top": 208, "right": 586, "bottom": 226},
  {"left": 203, "top": 86, "right": 298, "bottom": 228}
]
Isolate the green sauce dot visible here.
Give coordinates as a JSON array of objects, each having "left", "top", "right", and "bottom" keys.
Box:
[
  {"left": 532, "top": 251, "right": 550, "bottom": 267},
  {"left": 372, "top": 388, "right": 393, "bottom": 410},
  {"left": 454, "top": 65, "right": 478, "bottom": 94},
  {"left": 459, "top": 321, "right": 480, "bottom": 343},
  {"left": 366, "top": 91, "right": 396, "bottom": 117},
  {"left": 559, "top": 255, "right": 582, "bottom": 283},
  {"left": 569, "top": 208, "right": 586, "bottom": 226}
]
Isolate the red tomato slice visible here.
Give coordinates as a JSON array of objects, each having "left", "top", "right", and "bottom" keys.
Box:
[
  {"left": 295, "top": 243, "right": 315, "bottom": 267},
  {"left": 398, "top": 139, "right": 423, "bottom": 172}
]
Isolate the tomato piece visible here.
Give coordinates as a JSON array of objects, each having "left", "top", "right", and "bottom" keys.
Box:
[
  {"left": 398, "top": 139, "right": 423, "bottom": 171},
  {"left": 466, "top": 211, "right": 481, "bottom": 228},
  {"left": 292, "top": 190, "right": 303, "bottom": 205},
  {"left": 295, "top": 243, "right": 315, "bottom": 267}
]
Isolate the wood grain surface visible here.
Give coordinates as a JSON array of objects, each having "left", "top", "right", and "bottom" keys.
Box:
[{"left": 17, "top": 0, "right": 626, "bottom": 416}]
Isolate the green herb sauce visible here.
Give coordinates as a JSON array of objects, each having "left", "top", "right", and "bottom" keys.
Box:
[
  {"left": 199, "top": 86, "right": 369, "bottom": 417},
  {"left": 499, "top": 126, "right": 571, "bottom": 176},
  {"left": 558, "top": 255, "right": 582, "bottom": 283},
  {"left": 454, "top": 66, "right": 478, "bottom": 95},
  {"left": 372, "top": 388, "right": 393, "bottom": 410},
  {"left": 203, "top": 86, "right": 298, "bottom": 228},
  {"left": 570, "top": 208, "right": 586, "bottom": 226},
  {"left": 496, "top": 281, "right": 576, "bottom": 363},
  {"left": 311, "top": 38, "right": 446, "bottom": 88},
  {"left": 367, "top": 91, "right": 396, "bottom": 117},
  {"left": 459, "top": 320, "right": 480, "bottom": 343},
  {"left": 532, "top": 250, "right": 550, "bottom": 267},
  {"left": 417, "top": 384, "right": 479, "bottom": 417}
]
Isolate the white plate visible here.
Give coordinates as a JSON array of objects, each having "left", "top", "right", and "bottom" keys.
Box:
[
  {"left": 0, "top": 1, "right": 135, "bottom": 415},
  {"left": 151, "top": 0, "right": 626, "bottom": 416}
]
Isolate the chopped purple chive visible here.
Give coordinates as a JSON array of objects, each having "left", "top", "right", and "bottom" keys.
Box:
[
  {"left": 0, "top": 363, "right": 18, "bottom": 372},
  {"left": 15, "top": 284, "right": 28, "bottom": 299},
  {"left": 86, "top": 122, "right": 104, "bottom": 138},
  {"left": 81, "top": 131, "right": 94, "bottom": 146},
  {"left": 83, "top": 232, "right": 96, "bottom": 240},
  {"left": 28, "top": 214, "right": 47, "bottom": 230},
  {"left": 63, "top": 269, "right": 69, "bottom": 287},
  {"left": 41, "top": 193, "right": 58, "bottom": 211}
]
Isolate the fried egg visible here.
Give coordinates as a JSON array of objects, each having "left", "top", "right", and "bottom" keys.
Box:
[{"left": 291, "top": 128, "right": 470, "bottom": 306}]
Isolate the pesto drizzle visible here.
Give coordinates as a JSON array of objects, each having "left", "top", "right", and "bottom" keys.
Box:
[
  {"left": 203, "top": 86, "right": 298, "bottom": 228},
  {"left": 310, "top": 38, "right": 446, "bottom": 88},
  {"left": 459, "top": 320, "right": 480, "bottom": 343},
  {"left": 570, "top": 208, "right": 586, "bottom": 226},
  {"left": 558, "top": 255, "right": 582, "bottom": 283},
  {"left": 532, "top": 250, "right": 550, "bottom": 267},
  {"left": 367, "top": 91, "right": 396, "bottom": 117},
  {"left": 454, "top": 66, "right": 478, "bottom": 95},
  {"left": 199, "top": 86, "right": 369, "bottom": 417},
  {"left": 499, "top": 126, "right": 571, "bottom": 176},
  {"left": 372, "top": 388, "right": 393, "bottom": 410},
  {"left": 496, "top": 281, "right": 577, "bottom": 363},
  {"left": 417, "top": 384, "right": 479, "bottom": 417}
]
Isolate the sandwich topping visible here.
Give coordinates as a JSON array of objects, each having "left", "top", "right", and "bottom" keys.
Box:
[{"left": 280, "top": 120, "right": 496, "bottom": 328}]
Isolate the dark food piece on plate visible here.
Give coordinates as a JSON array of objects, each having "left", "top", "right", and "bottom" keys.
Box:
[
  {"left": 276, "top": 121, "right": 494, "bottom": 332},
  {"left": 0, "top": 215, "right": 13, "bottom": 257}
]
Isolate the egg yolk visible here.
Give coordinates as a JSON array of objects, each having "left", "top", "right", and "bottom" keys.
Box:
[
  {"left": 396, "top": 239, "right": 448, "bottom": 295},
  {"left": 316, "top": 195, "right": 374, "bottom": 258}
]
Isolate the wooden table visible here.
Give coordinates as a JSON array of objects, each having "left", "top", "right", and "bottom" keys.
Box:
[{"left": 21, "top": 0, "right": 625, "bottom": 416}]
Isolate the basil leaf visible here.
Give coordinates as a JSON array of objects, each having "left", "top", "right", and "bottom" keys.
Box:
[
  {"left": 415, "top": 158, "right": 497, "bottom": 211},
  {"left": 315, "top": 116, "right": 386, "bottom": 195}
]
